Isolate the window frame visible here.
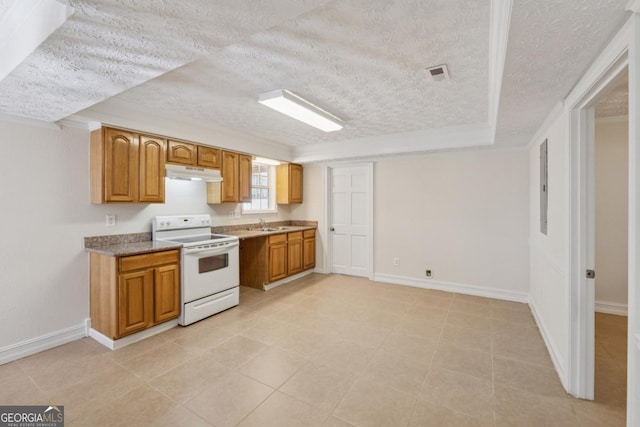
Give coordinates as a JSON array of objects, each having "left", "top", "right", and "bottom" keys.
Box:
[{"left": 241, "top": 161, "right": 277, "bottom": 215}]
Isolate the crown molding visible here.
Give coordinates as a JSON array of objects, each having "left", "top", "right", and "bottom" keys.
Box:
[
  {"left": 488, "top": 0, "right": 514, "bottom": 135},
  {"left": 293, "top": 123, "right": 494, "bottom": 163}
]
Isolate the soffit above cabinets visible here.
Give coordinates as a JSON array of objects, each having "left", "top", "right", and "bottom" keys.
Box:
[{"left": 0, "top": 0, "right": 630, "bottom": 162}]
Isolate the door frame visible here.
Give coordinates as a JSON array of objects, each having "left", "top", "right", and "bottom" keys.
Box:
[
  {"left": 323, "top": 162, "right": 374, "bottom": 279},
  {"left": 566, "top": 14, "right": 637, "bottom": 423}
]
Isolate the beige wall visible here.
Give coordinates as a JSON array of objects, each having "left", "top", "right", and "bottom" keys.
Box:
[
  {"left": 373, "top": 150, "right": 530, "bottom": 296},
  {"left": 294, "top": 150, "right": 531, "bottom": 299},
  {"left": 595, "top": 118, "right": 628, "bottom": 307}
]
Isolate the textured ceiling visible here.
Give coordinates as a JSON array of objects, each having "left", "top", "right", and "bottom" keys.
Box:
[
  {"left": 85, "top": 0, "right": 490, "bottom": 146},
  {"left": 494, "top": 0, "right": 628, "bottom": 147},
  {"left": 0, "top": 0, "right": 330, "bottom": 122},
  {"left": 0, "top": 0, "right": 632, "bottom": 159},
  {"left": 595, "top": 68, "right": 628, "bottom": 118}
]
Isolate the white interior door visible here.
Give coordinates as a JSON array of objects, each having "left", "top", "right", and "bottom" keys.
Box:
[{"left": 329, "top": 164, "right": 372, "bottom": 277}]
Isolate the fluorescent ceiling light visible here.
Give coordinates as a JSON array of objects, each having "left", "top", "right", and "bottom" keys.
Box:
[
  {"left": 254, "top": 156, "right": 281, "bottom": 166},
  {"left": 259, "top": 89, "right": 343, "bottom": 132},
  {"left": 0, "top": 0, "right": 74, "bottom": 82}
]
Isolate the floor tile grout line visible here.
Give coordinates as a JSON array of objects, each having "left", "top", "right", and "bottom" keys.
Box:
[{"left": 405, "top": 291, "right": 453, "bottom": 425}]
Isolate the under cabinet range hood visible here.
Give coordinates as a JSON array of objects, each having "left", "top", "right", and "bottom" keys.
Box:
[{"left": 165, "top": 164, "right": 223, "bottom": 182}]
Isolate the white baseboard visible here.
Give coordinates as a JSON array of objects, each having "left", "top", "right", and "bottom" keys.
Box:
[
  {"left": 0, "top": 319, "right": 90, "bottom": 366},
  {"left": 264, "top": 270, "right": 314, "bottom": 291},
  {"left": 595, "top": 300, "right": 628, "bottom": 316},
  {"left": 529, "top": 297, "right": 568, "bottom": 391},
  {"left": 372, "top": 273, "right": 529, "bottom": 303},
  {"left": 89, "top": 319, "right": 179, "bottom": 350}
]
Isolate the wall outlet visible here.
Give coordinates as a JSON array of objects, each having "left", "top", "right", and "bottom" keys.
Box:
[
  {"left": 393, "top": 258, "right": 399, "bottom": 266},
  {"left": 425, "top": 269, "right": 432, "bottom": 278},
  {"left": 106, "top": 214, "right": 116, "bottom": 227}
]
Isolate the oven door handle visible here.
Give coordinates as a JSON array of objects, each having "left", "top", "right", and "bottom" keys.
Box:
[{"left": 183, "top": 241, "right": 238, "bottom": 256}]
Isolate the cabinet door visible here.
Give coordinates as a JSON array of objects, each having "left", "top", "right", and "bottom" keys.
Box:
[
  {"left": 139, "top": 135, "right": 166, "bottom": 203},
  {"left": 288, "top": 236, "right": 303, "bottom": 275},
  {"left": 154, "top": 264, "right": 180, "bottom": 323},
  {"left": 238, "top": 153, "right": 252, "bottom": 203},
  {"left": 268, "top": 242, "right": 287, "bottom": 282},
  {"left": 197, "top": 146, "right": 221, "bottom": 169},
  {"left": 167, "top": 140, "right": 196, "bottom": 165},
  {"left": 289, "top": 163, "right": 303, "bottom": 203},
  {"left": 276, "top": 163, "right": 303, "bottom": 204},
  {"left": 303, "top": 236, "right": 316, "bottom": 270},
  {"left": 221, "top": 151, "right": 239, "bottom": 202},
  {"left": 118, "top": 270, "right": 153, "bottom": 337},
  {"left": 104, "top": 128, "right": 138, "bottom": 202}
]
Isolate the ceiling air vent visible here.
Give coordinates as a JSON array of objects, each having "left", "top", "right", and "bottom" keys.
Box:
[{"left": 425, "top": 64, "right": 450, "bottom": 82}]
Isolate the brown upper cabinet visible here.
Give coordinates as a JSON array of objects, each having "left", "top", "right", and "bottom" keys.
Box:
[
  {"left": 91, "top": 127, "right": 165, "bottom": 204},
  {"left": 207, "top": 151, "right": 252, "bottom": 203},
  {"left": 198, "top": 146, "right": 221, "bottom": 169},
  {"left": 166, "top": 140, "right": 222, "bottom": 169},
  {"left": 238, "top": 153, "right": 252, "bottom": 203},
  {"left": 166, "top": 140, "right": 196, "bottom": 166},
  {"left": 277, "top": 163, "right": 303, "bottom": 204}
]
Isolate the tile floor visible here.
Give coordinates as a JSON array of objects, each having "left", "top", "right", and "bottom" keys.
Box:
[{"left": 0, "top": 274, "right": 628, "bottom": 426}]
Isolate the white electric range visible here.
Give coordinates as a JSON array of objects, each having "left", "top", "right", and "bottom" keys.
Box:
[{"left": 152, "top": 214, "right": 239, "bottom": 325}]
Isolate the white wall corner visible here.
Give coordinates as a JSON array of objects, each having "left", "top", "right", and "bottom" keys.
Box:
[
  {"left": 526, "top": 102, "right": 564, "bottom": 150},
  {"left": 373, "top": 273, "right": 529, "bottom": 303},
  {"left": 529, "top": 296, "right": 570, "bottom": 391},
  {"left": 0, "top": 322, "right": 88, "bottom": 365}
]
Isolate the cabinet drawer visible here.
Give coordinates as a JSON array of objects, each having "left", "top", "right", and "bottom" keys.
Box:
[
  {"left": 303, "top": 229, "right": 316, "bottom": 239},
  {"left": 287, "top": 231, "right": 303, "bottom": 241},
  {"left": 268, "top": 234, "right": 287, "bottom": 245},
  {"left": 119, "top": 250, "right": 180, "bottom": 272}
]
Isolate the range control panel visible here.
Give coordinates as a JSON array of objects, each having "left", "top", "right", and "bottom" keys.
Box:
[{"left": 153, "top": 214, "right": 211, "bottom": 231}]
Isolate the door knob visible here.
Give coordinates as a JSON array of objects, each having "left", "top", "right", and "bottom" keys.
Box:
[{"left": 330, "top": 227, "right": 335, "bottom": 231}]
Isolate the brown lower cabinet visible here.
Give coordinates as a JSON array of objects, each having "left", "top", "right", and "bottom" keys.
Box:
[
  {"left": 287, "top": 232, "right": 303, "bottom": 275},
  {"left": 239, "top": 230, "right": 316, "bottom": 290},
  {"left": 90, "top": 249, "right": 180, "bottom": 339},
  {"left": 303, "top": 229, "right": 316, "bottom": 270}
]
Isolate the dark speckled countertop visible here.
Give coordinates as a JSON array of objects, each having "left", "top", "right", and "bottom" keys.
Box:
[
  {"left": 84, "top": 220, "right": 318, "bottom": 256},
  {"left": 84, "top": 232, "right": 181, "bottom": 257},
  {"left": 227, "top": 225, "right": 316, "bottom": 240},
  {"left": 211, "top": 220, "right": 317, "bottom": 240}
]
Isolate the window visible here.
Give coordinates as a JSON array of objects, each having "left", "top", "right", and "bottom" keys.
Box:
[{"left": 242, "top": 161, "right": 277, "bottom": 214}]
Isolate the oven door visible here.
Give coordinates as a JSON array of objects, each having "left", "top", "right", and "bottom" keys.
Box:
[{"left": 182, "top": 241, "right": 239, "bottom": 303}]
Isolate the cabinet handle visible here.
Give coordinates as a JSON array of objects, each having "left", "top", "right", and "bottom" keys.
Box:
[{"left": 330, "top": 227, "right": 335, "bottom": 231}]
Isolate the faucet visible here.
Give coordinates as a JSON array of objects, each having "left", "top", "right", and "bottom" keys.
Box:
[{"left": 258, "top": 218, "right": 266, "bottom": 230}]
